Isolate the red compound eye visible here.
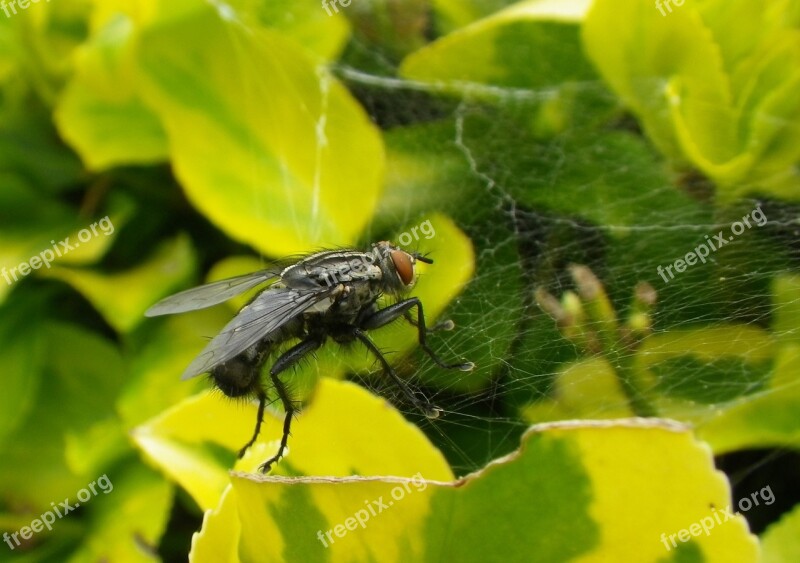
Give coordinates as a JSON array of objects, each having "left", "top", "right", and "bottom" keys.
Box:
[{"left": 390, "top": 250, "right": 414, "bottom": 286}]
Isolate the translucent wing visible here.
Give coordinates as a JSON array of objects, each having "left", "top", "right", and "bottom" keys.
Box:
[
  {"left": 145, "top": 269, "right": 282, "bottom": 317},
  {"left": 180, "top": 286, "right": 334, "bottom": 380}
]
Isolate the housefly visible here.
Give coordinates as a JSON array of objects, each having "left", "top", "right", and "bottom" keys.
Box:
[{"left": 145, "top": 241, "right": 473, "bottom": 472}]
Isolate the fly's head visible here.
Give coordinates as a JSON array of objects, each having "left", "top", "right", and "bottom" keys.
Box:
[{"left": 372, "top": 241, "right": 432, "bottom": 294}]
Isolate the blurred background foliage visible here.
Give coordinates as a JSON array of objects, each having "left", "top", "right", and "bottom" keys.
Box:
[{"left": 1, "top": 0, "right": 800, "bottom": 561}]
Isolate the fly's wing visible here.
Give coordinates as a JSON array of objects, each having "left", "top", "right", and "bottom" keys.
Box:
[
  {"left": 180, "top": 286, "right": 334, "bottom": 380},
  {"left": 145, "top": 269, "right": 282, "bottom": 317}
]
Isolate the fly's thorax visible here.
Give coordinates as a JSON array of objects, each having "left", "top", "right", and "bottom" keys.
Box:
[
  {"left": 279, "top": 244, "right": 423, "bottom": 294},
  {"left": 282, "top": 250, "right": 383, "bottom": 290},
  {"left": 310, "top": 277, "right": 383, "bottom": 322}
]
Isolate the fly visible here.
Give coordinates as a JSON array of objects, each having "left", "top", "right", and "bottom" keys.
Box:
[{"left": 145, "top": 241, "right": 473, "bottom": 472}]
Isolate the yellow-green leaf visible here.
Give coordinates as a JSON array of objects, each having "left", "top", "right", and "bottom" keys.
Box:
[
  {"left": 205, "top": 418, "right": 758, "bottom": 561},
  {"left": 524, "top": 356, "right": 635, "bottom": 423},
  {"left": 401, "top": 0, "right": 593, "bottom": 94},
  {"left": 762, "top": 502, "right": 800, "bottom": 563},
  {"left": 120, "top": 308, "right": 229, "bottom": 428},
  {"left": 136, "top": 4, "right": 384, "bottom": 256},
  {"left": 695, "top": 345, "right": 800, "bottom": 454},
  {"left": 133, "top": 377, "right": 452, "bottom": 514},
  {"left": 583, "top": 0, "right": 800, "bottom": 200},
  {"left": 55, "top": 11, "right": 169, "bottom": 170},
  {"left": 189, "top": 485, "right": 241, "bottom": 563},
  {"left": 131, "top": 391, "right": 252, "bottom": 512},
  {"left": 67, "top": 465, "right": 172, "bottom": 563},
  {"left": 0, "top": 323, "right": 125, "bottom": 507}
]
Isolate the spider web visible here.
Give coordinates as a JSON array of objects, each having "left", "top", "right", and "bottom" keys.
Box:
[
  {"left": 328, "top": 47, "right": 796, "bottom": 527},
  {"left": 221, "top": 7, "right": 799, "bottom": 535}
]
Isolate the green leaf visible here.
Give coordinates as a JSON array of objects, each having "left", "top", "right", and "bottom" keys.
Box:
[
  {"left": 210, "top": 419, "right": 758, "bottom": 561},
  {"left": 431, "top": 0, "right": 519, "bottom": 34},
  {"left": 189, "top": 485, "right": 240, "bottom": 563},
  {"left": 50, "top": 204, "right": 130, "bottom": 266},
  {"left": 524, "top": 357, "right": 635, "bottom": 423},
  {"left": 583, "top": 0, "right": 800, "bottom": 200},
  {"left": 132, "top": 377, "right": 454, "bottom": 515},
  {"left": 762, "top": 502, "right": 800, "bottom": 563},
  {"left": 0, "top": 180, "right": 84, "bottom": 302},
  {"left": 56, "top": 0, "right": 351, "bottom": 171},
  {"left": 135, "top": 3, "right": 384, "bottom": 256},
  {"left": 772, "top": 274, "right": 800, "bottom": 347},
  {"left": 0, "top": 109, "right": 83, "bottom": 194},
  {"left": 132, "top": 390, "right": 245, "bottom": 512},
  {"left": 338, "top": 0, "right": 429, "bottom": 62},
  {"left": 651, "top": 355, "right": 771, "bottom": 403},
  {"left": 67, "top": 464, "right": 173, "bottom": 563},
  {"left": 0, "top": 323, "right": 126, "bottom": 507},
  {"left": 0, "top": 186, "right": 131, "bottom": 304},
  {"left": 0, "top": 294, "right": 46, "bottom": 448},
  {"left": 401, "top": 0, "right": 594, "bottom": 93},
  {"left": 635, "top": 325, "right": 775, "bottom": 401},
  {"left": 0, "top": 1, "right": 92, "bottom": 108},
  {"left": 653, "top": 258, "right": 797, "bottom": 457},
  {"left": 245, "top": 0, "right": 351, "bottom": 61},
  {"left": 39, "top": 235, "right": 196, "bottom": 333},
  {"left": 694, "top": 345, "right": 800, "bottom": 454},
  {"left": 55, "top": 12, "right": 169, "bottom": 170},
  {"left": 120, "top": 308, "right": 229, "bottom": 428}
]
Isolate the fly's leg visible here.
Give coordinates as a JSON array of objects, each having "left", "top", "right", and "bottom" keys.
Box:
[
  {"left": 238, "top": 388, "right": 268, "bottom": 458},
  {"left": 352, "top": 328, "right": 441, "bottom": 419},
  {"left": 361, "top": 298, "right": 473, "bottom": 371},
  {"left": 234, "top": 345, "right": 275, "bottom": 458},
  {"left": 257, "top": 336, "right": 323, "bottom": 473},
  {"left": 258, "top": 373, "right": 293, "bottom": 473},
  {"left": 402, "top": 311, "right": 454, "bottom": 332}
]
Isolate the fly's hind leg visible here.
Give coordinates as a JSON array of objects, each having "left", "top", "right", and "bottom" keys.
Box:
[
  {"left": 257, "top": 336, "right": 324, "bottom": 473},
  {"left": 238, "top": 388, "right": 268, "bottom": 458}
]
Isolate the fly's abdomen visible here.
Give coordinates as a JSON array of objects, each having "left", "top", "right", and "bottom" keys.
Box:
[
  {"left": 211, "top": 344, "right": 267, "bottom": 398},
  {"left": 211, "top": 318, "right": 302, "bottom": 398}
]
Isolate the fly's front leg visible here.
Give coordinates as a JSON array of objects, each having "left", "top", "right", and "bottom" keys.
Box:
[
  {"left": 402, "top": 311, "right": 455, "bottom": 332},
  {"left": 361, "top": 298, "right": 473, "bottom": 371},
  {"left": 352, "top": 328, "right": 440, "bottom": 419}
]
